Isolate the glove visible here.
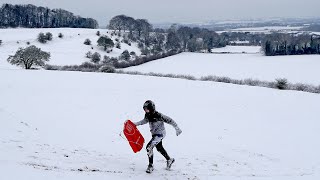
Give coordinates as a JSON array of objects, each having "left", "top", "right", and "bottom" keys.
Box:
[{"left": 175, "top": 127, "right": 182, "bottom": 136}]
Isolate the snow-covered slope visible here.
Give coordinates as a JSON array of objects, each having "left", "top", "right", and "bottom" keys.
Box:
[
  {"left": 0, "top": 28, "right": 141, "bottom": 69},
  {"left": 125, "top": 52, "right": 320, "bottom": 85},
  {"left": 1, "top": 69, "right": 320, "bottom": 179}
]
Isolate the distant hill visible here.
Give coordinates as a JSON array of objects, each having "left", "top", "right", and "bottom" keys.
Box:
[{"left": 0, "top": 3, "right": 98, "bottom": 29}]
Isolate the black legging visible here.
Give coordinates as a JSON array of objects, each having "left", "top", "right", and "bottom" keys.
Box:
[{"left": 146, "top": 136, "right": 171, "bottom": 165}]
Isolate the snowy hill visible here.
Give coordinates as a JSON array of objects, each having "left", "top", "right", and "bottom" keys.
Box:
[
  {"left": 0, "top": 28, "right": 141, "bottom": 69},
  {"left": 1, "top": 69, "right": 320, "bottom": 179},
  {"left": 125, "top": 50, "right": 320, "bottom": 85}
]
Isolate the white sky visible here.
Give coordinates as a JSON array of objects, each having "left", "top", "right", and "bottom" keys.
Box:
[{"left": 1, "top": 0, "right": 319, "bottom": 26}]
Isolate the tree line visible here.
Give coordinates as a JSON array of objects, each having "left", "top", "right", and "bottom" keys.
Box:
[
  {"left": 108, "top": 15, "right": 228, "bottom": 54},
  {"left": 0, "top": 3, "right": 98, "bottom": 28},
  {"left": 262, "top": 33, "right": 320, "bottom": 56}
]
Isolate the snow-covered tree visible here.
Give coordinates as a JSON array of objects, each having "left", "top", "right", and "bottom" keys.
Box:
[
  {"left": 166, "top": 31, "right": 181, "bottom": 51},
  {"left": 7, "top": 45, "right": 50, "bottom": 69},
  {"left": 108, "top": 15, "right": 127, "bottom": 33},
  {"left": 135, "top": 19, "right": 152, "bottom": 38},
  {"left": 38, "top": 33, "right": 47, "bottom": 43},
  {"left": 97, "top": 36, "right": 114, "bottom": 51},
  {"left": 120, "top": 50, "right": 130, "bottom": 61},
  {"left": 91, "top": 52, "right": 101, "bottom": 64}
]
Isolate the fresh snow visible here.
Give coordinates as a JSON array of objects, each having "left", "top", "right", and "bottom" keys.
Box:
[
  {"left": 0, "top": 28, "right": 141, "bottom": 69},
  {"left": 312, "top": 32, "right": 320, "bottom": 35},
  {"left": 125, "top": 52, "right": 320, "bottom": 85},
  {"left": 1, "top": 27, "right": 320, "bottom": 180},
  {"left": 211, "top": 46, "right": 261, "bottom": 54},
  {"left": 1, "top": 69, "right": 320, "bottom": 180}
]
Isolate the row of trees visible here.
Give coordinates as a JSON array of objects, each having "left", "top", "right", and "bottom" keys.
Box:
[
  {"left": 0, "top": 4, "right": 98, "bottom": 28},
  {"left": 262, "top": 33, "right": 320, "bottom": 56},
  {"left": 86, "top": 50, "right": 136, "bottom": 64},
  {"left": 108, "top": 15, "right": 228, "bottom": 54},
  {"left": 165, "top": 25, "right": 227, "bottom": 52},
  {"left": 108, "top": 15, "right": 152, "bottom": 38}
]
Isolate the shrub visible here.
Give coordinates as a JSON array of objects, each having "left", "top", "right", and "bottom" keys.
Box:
[
  {"left": 120, "top": 50, "right": 130, "bottom": 61},
  {"left": 77, "top": 62, "right": 101, "bottom": 72},
  {"left": 243, "top": 79, "right": 262, "bottom": 86},
  {"left": 275, "top": 78, "right": 288, "bottom": 90},
  {"left": 46, "top": 32, "right": 53, "bottom": 41},
  {"left": 100, "top": 65, "right": 116, "bottom": 73},
  {"left": 58, "top": 33, "right": 64, "bottom": 38},
  {"left": 91, "top": 52, "right": 101, "bottom": 64},
  {"left": 38, "top": 33, "right": 47, "bottom": 43},
  {"left": 130, "top": 51, "right": 136, "bottom": 56},
  {"left": 85, "top": 51, "right": 93, "bottom": 58},
  {"left": 102, "top": 55, "right": 110, "bottom": 64},
  {"left": 116, "top": 42, "right": 121, "bottom": 49},
  {"left": 84, "top": 38, "right": 91, "bottom": 45},
  {"left": 293, "top": 83, "right": 309, "bottom": 91},
  {"left": 44, "top": 64, "right": 60, "bottom": 70}
]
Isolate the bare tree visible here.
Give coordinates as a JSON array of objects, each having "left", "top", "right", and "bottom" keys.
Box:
[{"left": 7, "top": 45, "right": 50, "bottom": 69}]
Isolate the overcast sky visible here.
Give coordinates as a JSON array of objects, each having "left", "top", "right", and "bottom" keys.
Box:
[{"left": 1, "top": 0, "right": 319, "bottom": 26}]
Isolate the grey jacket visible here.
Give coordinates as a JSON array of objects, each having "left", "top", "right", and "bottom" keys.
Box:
[{"left": 135, "top": 111, "right": 179, "bottom": 137}]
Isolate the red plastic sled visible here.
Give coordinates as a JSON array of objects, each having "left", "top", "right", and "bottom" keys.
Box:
[{"left": 123, "top": 120, "right": 145, "bottom": 153}]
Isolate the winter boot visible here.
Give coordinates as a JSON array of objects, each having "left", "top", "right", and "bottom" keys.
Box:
[
  {"left": 146, "top": 164, "right": 154, "bottom": 173},
  {"left": 166, "top": 158, "right": 175, "bottom": 170}
]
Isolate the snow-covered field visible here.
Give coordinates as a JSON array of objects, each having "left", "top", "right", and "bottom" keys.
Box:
[
  {"left": 125, "top": 51, "right": 320, "bottom": 85},
  {"left": 1, "top": 69, "right": 320, "bottom": 180},
  {"left": 217, "top": 26, "right": 304, "bottom": 34},
  {"left": 313, "top": 32, "right": 320, "bottom": 35},
  {"left": 211, "top": 46, "right": 261, "bottom": 54},
  {"left": 231, "top": 26, "right": 303, "bottom": 31},
  {"left": 0, "top": 28, "right": 141, "bottom": 69}
]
